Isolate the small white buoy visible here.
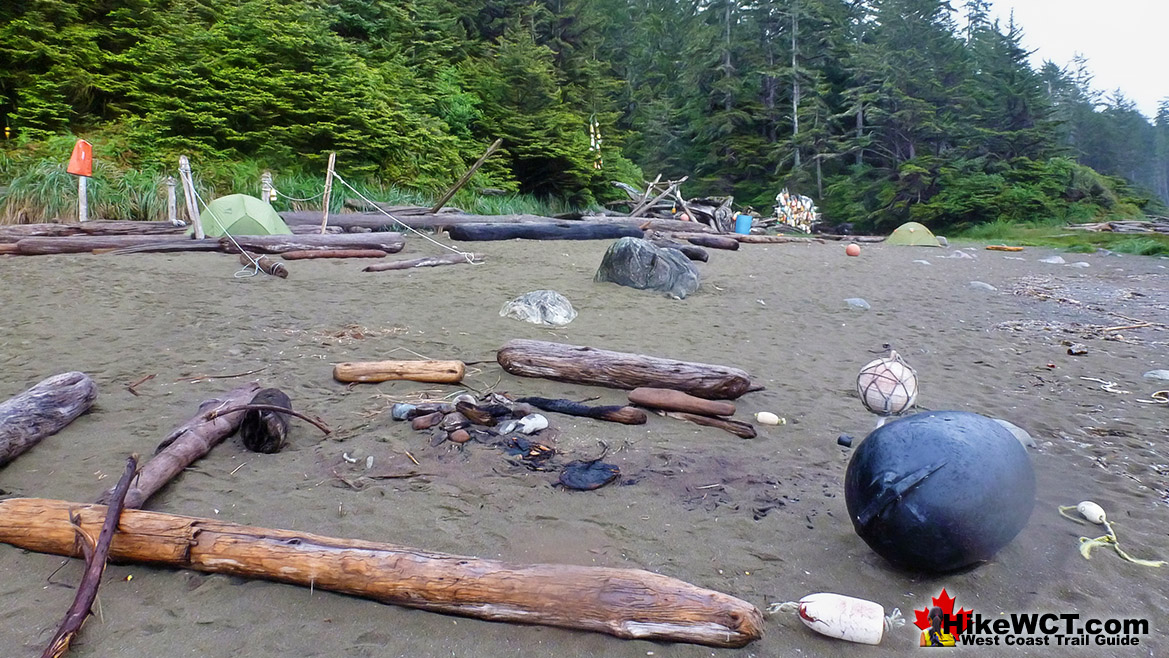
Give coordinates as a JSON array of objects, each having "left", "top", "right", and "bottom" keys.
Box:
[
  {"left": 1077, "top": 501, "right": 1106, "bottom": 524},
  {"left": 755, "top": 411, "right": 782, "bottom": 425},
  {"left": 798, "top": 593, "right": 887, "bottom": 645},
  {"left": 517, "top": 413, "right": 549, "bottom": 434}
]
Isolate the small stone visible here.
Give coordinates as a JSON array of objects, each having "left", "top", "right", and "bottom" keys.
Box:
[
  {"left": 1066, "top": 343, "right": 1088, "bottom": 356},
  {"left": 1039, "top": 255, "right": 1066, "bottom": 264},
  {"left": 935, "top": 236, "right": 949, "bottom": 247},
  {"left": 390, "top": 403, "right": 416, "bottom": 421},
  {"left": 837, "top": 434, "right": 854, "bottom": 447},
  {"left": 1143, "top": 370, "right": 1169, "bottom": 381},
  {"left": 1066, "top": 261, "right": 1091, "bottom": 268},
  {"left": 845, "top": 298, "right": 870, "bottom": 311},
  {"left": 969, "top": 281, "right": 997, "bottom": 292},
  {"left": 411, "top": 412, "right": 444, "bottom": 431},
  {"left": 449, "top": 429, "right": 472, "bottom": 444}
]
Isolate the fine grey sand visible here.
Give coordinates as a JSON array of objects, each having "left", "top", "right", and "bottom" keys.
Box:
[{"left": 1, "top": 237, "right": 1167, "bottom": 657}]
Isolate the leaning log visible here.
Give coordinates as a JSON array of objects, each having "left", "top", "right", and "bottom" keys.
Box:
[
  {"left": 497, "top": 339, "right": 752, "bottom": 400},
  {"left": 362, "top": 252, "right": 483, "bottom": 272},
  {"left": 0, "top": 221, "right": 185, "bottom": 243},
  {"left": 447, "top": 222, "right": 642, "bottom": 242},
  {"left": 628, "top": 387, "right": 736, "bottom": 417},
  {"left": 222, "top": 233, "right": 405, "bottom": 254},
  {"left": 0, "top": 372, "right": 97, "bottom": 468},
  {"left": 95, "top": 382, "right": 261, "bottom": 508},
  {"left": 333, "top": 360, "right": 466, "bottom": 384},
  {"left": 0, "top": 498, "right": 764, "bottom": 648}
]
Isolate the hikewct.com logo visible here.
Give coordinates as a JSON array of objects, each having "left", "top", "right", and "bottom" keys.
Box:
[{"left": 915, "top": 589, "right": 1149, "bottom": 648}]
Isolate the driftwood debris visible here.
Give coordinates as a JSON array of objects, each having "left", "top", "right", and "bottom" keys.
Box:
[
  {"left": 281, "top": 211, "right": 711, "bottom": 235},
  {"left": 1, "top": 372, "right": 97, "bottom": 468},
  {"left": 239, "top": 251, "right": 288, "bottom": 278},
  {"left": 42, "top": 457, "right": 137, "bottom": 658},
  {"left": 665, "top": 412, "right": 757, "bottom": 439},
  {"left": 0, "top": 498, "right": 764, "bottom": 647},
  {"left": 12, "top": 235, "right": 198, "bottom": 255},
  {"left": 0, "top": 221, "right": 184, "bottom": 243},
  {"left": 447, "top": 222, "right": 642, "bottom": 242},
  {"left": 683, "top": 234, "right": 740, "bottom": 251},
  {"left": 516, "top": 397, "right": 648, "bottom": 425},
  {"left": 430, "top": 138, "right": 503, "bottom": 213},
  {"left": 280, "top": 249, "right": 386, "bottom": 260},
  {"left": 497, "top": 339, "right": 753, "bottom": 400},
  {"left": 333, "top": 360, "right": 466, "bottom": 384},
  {"left": 239, "top": 388, "right": 293, "bottom": 454},
  {"left": 96, "top": 382, "right": 261, "bottom": 508},
  {"left": 1067, "top": 219, "right": 1169, "bottom": 234},
  {"left": 362, "top": 252, "right": 483, "bottom": 272},
  {"left": 628, "top": 387, "right": 736, "bottom": 417},
  {"left": 223, "top": 233, "right": 405, "bottom": 254},
  {"left": 650, "top": 238, "right": 708, "bottom": 262}
]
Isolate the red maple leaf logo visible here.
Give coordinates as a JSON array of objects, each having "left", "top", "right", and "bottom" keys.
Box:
[{"left": 914, "top": 588, "right": 972, "bottom": 636}]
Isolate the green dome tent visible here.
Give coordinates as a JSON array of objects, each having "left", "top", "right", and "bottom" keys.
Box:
[
  {"left": 886, "top": 221, "right": 941, "bottom": 247},
  {"left": 192, "top": 194, "right": 292, "bottom": 237}
]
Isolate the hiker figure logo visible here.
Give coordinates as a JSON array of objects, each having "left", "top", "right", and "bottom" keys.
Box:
[{"left": 914, "top": 589, "right": 970, "bottom": 647}]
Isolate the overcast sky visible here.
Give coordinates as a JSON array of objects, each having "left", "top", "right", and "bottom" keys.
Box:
[{"left": 984, "top": 0, "right": 1167, "bottom": 119}]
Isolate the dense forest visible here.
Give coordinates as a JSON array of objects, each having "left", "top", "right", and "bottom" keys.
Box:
[{"left": 1, "top": 0, "right": 1166, "bottom": 231}]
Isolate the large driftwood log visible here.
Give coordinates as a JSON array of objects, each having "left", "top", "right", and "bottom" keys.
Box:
[
  {"left": 447, "top": 222, "right": 642, "bottom": 242},
  {"left": 665, "top": 412, "right": 757, "bottom": 439},
  {"left": 333, "top": 360, "right": 466, "bottom": 384},
  {"left": 95, "top": 382, "right": 261, "bottom": 508},
  {"left": 628, "top": 387, "right": 736, "bottom": 417},
  {"left": 0, "top": 498, "right": 764, "bottom": 647},
  {"left": 14, "top": 235, "right": 197, "bottom": 255},
  {"left": 0, "top": 221, "right": 185, "bottom": 243},
  {"left": 280, "top": 249, "right": 386, "bottom": 260},
  {"left": 222, "top": 233, "right": 404, "bottom": 254},
  {"left": 497, "top": 340, "right": 752, "bottom": 400},
  {"left": 282, "top": 211, "right": 712, "bottom": 235},
  {"left": 515, "top": 397, "right": 648, "bottom": 425},
  {"left": 0, "top": 372, "right": 97, "bottom": 467},
  {"left": 362, "top": 252, "right": 483, "bottom": 272}
]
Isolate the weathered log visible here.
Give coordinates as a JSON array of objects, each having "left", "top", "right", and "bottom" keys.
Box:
[
  {"left": 289, "top": 224, "right": 344, "bottom": 235},
  {"left": 0, "top": 243, "right": 19, "bottom": 254},
  {"left": 628, "top": 387, "right": 736, "bottom": 417},
  {"left": 665, "top": 412, "right": 756, "bottom": 439},
  {"left": 362, "top": 252, "right": 483, "bottom": 272},
  {"left": 14, "top": 235, "right": 197, "bottom": 255},
  {"left": 283, "top": 210, "right": 714, "bottom": 235},
  {"left": 515, "top": 397, "right": 648, "bottom": 425},
  {"left": 333, "top": 360, "right": 465, "bottom": 384},
  {"left": 104, "top": 239, "right": 223, "bottom": 255},
  {"left": 0, "top": 372, "right": 97, "bottom": 468},
  {"left": 0, "top": 498, "right": 764, "bottom": 647},
  {"left": 497, "top": 339, "right": 752, "bottom": 400},
  {"left": 447, "top": 222, "right": 642, "bottom": 242},
  {"left": 239, "top": 251, "right": 288, "bottom": 278},
  {"left": 669, "top": 232, "right": 821, "bottom": 245},
  {"left": 0, "top": 221, "right": 185, "bottom": 243},
  {"left": 650, "top": 238, "right": 709, "bottom": 262},
  {"left": 42, "top": 457, "right": 137, "bottom": 658},
  {"left": 222, "top": 233, "right": 404, "bottom": 254},
  {"left": 95, "top": 382, "right": 261, "bottom": 508},
  {"left": 684, "top": 234, "right": 740, "bottom": 251},
  {"left": 280, "top": 249, "right": 387, "bottom": 260}
]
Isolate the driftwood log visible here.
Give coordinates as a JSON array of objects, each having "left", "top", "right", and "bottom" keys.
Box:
[
  {"left": 516, "top": 397, "right": 648, "bottom": 425},
  {"left": 95, "top": 382, "right": 261, "bottom": 508},
  {"left": 447, "top": 222, "right": 642, "bottom": 242},
  {"left": 684, "top": 234, "right": 740, "bottom": 251},
  {"left": 42, "top": 457, "right": 138, "bottom": 658},
  {"left": 628, "top": 387, "right": 736, "bottom": 417},
  {"left": 282, "top": 211, "right": 712, "bottom": 235},
  {"left": 0, "top": 498, "right": 764, "bottom": 647},
  {"left": 497, "top": 340, "right": 752, "bottom": 400},
  {"left": 239, "top": 251, "right": 288, "bottom": 278},
  {"left": 13, "top": 235, "right": 198, "bottom": 255},
  {"left": 280, "top": 249, "right": 387, "bottom": 260},
  {"left": 363, "top": 252, "right": 483, "bottom": 272},
  {"left": 0, "top": 221, "right": 184, "bottom": 242},
  {"left": 650, "top": 238, "right": 709, "bottom": 262},
  {"left": 666, "top": 412, "right": 757, "bottom": 439},
  {"left": 223, "top": 233, "right": 404, "bottom": 254},
  {"left": 333, "top": 360, "right": 465, "bottom": 384},
  {"left": 0, "top": 372, "right": 97, "bottom": 467}
]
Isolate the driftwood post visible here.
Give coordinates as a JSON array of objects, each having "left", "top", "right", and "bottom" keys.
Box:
[
  {"left": 429, "top": 138, "right": 502, "bottom": 214},
  {"left": 497, "top": 339, "right": 753, "bottom": 399},
  {"left": 165, "top": 176, "right": 179, "bottom": 225},
  {"left": 260, "top": 171, "right": 274, "bottom": 204},
  {"left": 96, "top": 382, "right": 261, "bottom": 508},
  {"left": 0, "top": 498, "right": 765, "bottom": 648},
  {"left": 319, "top": 151, "right": 336, "bottom": 235},
  {"left": 178, "top": 156, "right": 203, "bottom": 239},
  {"left": 0, "top": 372, "right": 97, "bottom": 467}
]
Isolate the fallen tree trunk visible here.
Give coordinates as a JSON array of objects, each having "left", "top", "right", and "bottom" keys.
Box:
[
  {"left": 650, "top": 239, "right": 708, "bottom": 262},
  {"left": 283, "top": 211, "right": 713, "bottom": 235},
  {"left": 447, "top": 222, "right": 642, "bottom": 242},
  {"left": 14, "top": 235, "right": 198, "bottom": 255},
  {"left": 0, "top": 498, "right": 764, "bottom": 647},
  {"left": 0, "top": 221, "right": 185, "bottom": 243},
  {"left": 222, "top": 233, "right": 404, "bottom": 254},
  {"left": 280, "top": 249, "right": 387, "bottom": 260},
  {"left": 684, "top": 234, "right": 740, "bottom": 251},
  {"left": 333, "top": 360, "right": 466, "bottom": 384},
  {"left": 362, "top": 252, "right": 483, "bottom": 272},
  {"left": 665, "top": 412, "right": 757, "bottom": 439},
  {"left": 670, "top": 232, "right": 822, "bottom": 245},
  {"left": 497, "top": 339, "right": 752, "bottom": 400},
  {"left": 1, "top": 372, "right": 97, "bottom": 467},
  {"left": 95, "top": 382, "right": 261, "bottom": 508},
  {"left": 628, "top": 387, "right": 736, "bottom": 417}
]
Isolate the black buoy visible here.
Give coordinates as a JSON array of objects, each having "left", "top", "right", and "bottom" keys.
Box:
[{"left": 844, "top": 411, "right": 1035, "bottom": 572}]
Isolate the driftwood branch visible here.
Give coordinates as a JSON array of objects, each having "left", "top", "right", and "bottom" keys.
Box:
[
  {"left": 42, "top": 456, "right": 138, "bottom": 658},
  {"left": 1, "top": 372, "right": 97, "bottom": 467},
  {"left": 362, "top": 252, "right": 483, "bottom": 272},
  {"left": 516, "top": 397, "right": 647, "bottom": 425},
  {"left": 214, "top": 404, "right": 331, "bottom": 435},
  {"left": 1, "top": 498, "right": 764, "bottom": 648},
  {"left": 239, "top": 251, "right": 288, "bottom": 278},
  {"left": 665, "top": 412, "right": 757, "bottom": 439},
  {"left": 430, "top": 138, "right": 503, "bottom": 213},
  {"left": 280, "top": 249, "right": 386, "bottom": 260}
]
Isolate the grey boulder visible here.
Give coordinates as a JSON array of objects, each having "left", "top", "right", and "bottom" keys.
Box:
[{"left": 595, "top": 237, "right": 700, "bottom": 299}]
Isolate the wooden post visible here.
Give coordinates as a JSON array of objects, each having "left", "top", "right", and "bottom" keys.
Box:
[
  {"left": 319, "top": 152, "right": 336, "bottom": 234},
  {"left": 178, "top": 156, "right": 204, "bottom": 239},
  {"left": 77, "top": 176, "right": 88, "bottom": 223},
  {"left": 165, "top": 176, "right": 179, "bottom": 225},
  {"left": 261, "top": 171, "right": 273, "bottom": 204},
  {"left": 429, "top": 138, "right": 502, "bottom": 214}
]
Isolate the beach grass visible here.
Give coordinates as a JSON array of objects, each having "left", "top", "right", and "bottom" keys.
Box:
[{"left": 954, "top": 219, "right": 1169, "bottom": 256}]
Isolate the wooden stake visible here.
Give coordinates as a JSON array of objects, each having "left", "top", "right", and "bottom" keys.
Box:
[
  {"left": 178, "top": 156, "right": 203, "bottom": 239},
  {"left": 430, "top": 138, "right": 502, "bottom": 214},
  {"left": 1, "top": 498, "right": 764, "bottom": 648},
  {"left": 165, "top": 176, "right": 178, "bottom": 225},
  {"left": 319, "top": 152, "right": 336, "bottom": 235}
]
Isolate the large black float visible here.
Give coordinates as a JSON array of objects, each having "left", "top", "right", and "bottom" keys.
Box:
[{"left": 844, "top": 410, "right": 1035, "bottom": 572}]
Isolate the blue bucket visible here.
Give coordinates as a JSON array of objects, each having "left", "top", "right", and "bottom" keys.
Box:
[{"left": 734, "top": 214, "right": 753, "bottom": 235}]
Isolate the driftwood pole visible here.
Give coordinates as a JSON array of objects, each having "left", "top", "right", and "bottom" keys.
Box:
[
  {"left": 628, "top": 176, "right": 688, "bottom": 219},
  {"left": 0, "top": 498, "right": 765, "bottom": 648},
  {"left": 165, "top": 176, "right": 178, "bottom": 225},
  {"left": 260, "top": 171, "right": 274, "bottom": 204},
  {"left": 319, "top": 152, "right": 336, "bottom": 234},
  {"left": 497, "top": 339, "right": 753, "bottom": 399},
  {"left": 178, "top": 156, "right": 203, "bottom": 239},
  {"left": 429, "top": 138, "right": 502, "bottom": 213},
  {"left": 96, "top": 382, "right": 261, "bottom": 508},
  {"left": 0, "top": 372, "right": 97, "bottom": 467}
]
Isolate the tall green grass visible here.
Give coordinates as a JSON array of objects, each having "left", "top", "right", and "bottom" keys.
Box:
[{"left": 954, "top": 220, "right": 1169, "bottom": 256}]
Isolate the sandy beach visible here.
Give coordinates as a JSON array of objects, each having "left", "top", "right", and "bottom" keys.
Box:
[{"left": 1, "top": 235, "right": 1167, "bottom": 657}]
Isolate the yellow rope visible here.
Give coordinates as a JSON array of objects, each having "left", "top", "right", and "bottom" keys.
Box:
[{"left": 1059, "top": 505, "right": 1165, "bottom": 568}]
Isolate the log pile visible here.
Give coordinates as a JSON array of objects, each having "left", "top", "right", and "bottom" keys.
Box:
[{"left": 1067, "top": 218, "right": 1169, "bottom": 234}]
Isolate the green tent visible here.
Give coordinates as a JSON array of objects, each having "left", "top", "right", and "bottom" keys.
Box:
[
  {"left": 886, "top": 221, "right": 941, "bottom": 247},
  {"left": 193, "top": 194, "right": 292, "bottom": 237}
]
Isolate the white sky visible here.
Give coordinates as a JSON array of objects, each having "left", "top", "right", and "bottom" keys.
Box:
[{"left": 984, "top": 0, "right": 1167, "bottom": 119}]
